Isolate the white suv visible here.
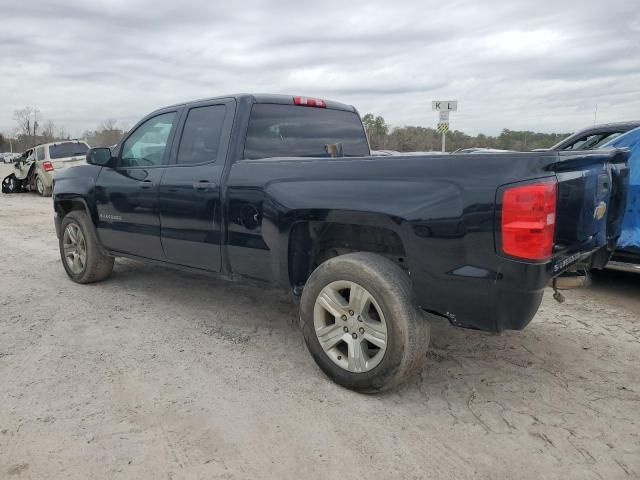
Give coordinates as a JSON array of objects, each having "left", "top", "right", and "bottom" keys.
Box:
[{"left": 20, "top": 141, "right": 89, "bottom": 196}]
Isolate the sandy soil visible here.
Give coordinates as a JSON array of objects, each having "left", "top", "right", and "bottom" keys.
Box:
[{"left": 1, "top": 163, "right": 639, "bottom": 479}]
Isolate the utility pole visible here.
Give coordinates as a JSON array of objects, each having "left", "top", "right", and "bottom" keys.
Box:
[{"left": 30, "top": 110, "right": 40, "bottom": 148}]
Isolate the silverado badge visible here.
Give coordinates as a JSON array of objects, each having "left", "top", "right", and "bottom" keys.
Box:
[{"left": 593, "top": 201, "right": 607, "bottom": 220}]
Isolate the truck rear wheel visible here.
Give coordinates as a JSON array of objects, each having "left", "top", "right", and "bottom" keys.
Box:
[
  {"left": 59, "top": 211, "right": 114, "bottom": 283},
  {"left": 300, "top": 252, "right": 430, "bottom": 392}
]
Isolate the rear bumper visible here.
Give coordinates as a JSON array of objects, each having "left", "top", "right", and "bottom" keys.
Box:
[
  {"left": 412, "top": 244, "right": 609, "bottom": 333},
  {"left": 412, "top": 261, "right": 547, "bottom": 333}
]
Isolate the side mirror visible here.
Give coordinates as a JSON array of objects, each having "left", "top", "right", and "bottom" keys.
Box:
[{"left": 86, "top": 147, "right": 113, "bottom": 166}]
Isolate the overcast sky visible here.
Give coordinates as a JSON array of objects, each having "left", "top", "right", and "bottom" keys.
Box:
[{"left": 1, "top": 0, "right": 639, "bottom": 137}]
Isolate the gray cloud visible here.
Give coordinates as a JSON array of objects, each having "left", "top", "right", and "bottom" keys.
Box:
[{"left": 1, "top": 0, "right": 639, "bottom": 137}]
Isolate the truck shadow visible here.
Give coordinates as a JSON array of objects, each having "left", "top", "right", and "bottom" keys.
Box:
[
  {"left": 587, "top": 269, "right": 640, "bottom": 316},
  {"left": 58, "top": 257, "right": 637, "bottom": 458},
  {"left": 108, "top": 258, "right": 636, "bottom": 407}
]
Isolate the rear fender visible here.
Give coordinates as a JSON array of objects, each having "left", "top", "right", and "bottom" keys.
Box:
[
  {"left": 33, "top": 164, "right": 53, "bottom": 187},
  {"left": 277, "top": 209, "right": 405, "bottom": 289}
]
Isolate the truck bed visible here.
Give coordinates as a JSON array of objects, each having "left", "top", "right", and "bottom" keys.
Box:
[{"left": 226, "top": 149, "right": 629, "bottom": 331}]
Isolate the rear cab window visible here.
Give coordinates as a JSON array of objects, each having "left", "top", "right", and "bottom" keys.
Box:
[
  {"left": 243, "top": 104, "right": 370, "bottom": 160},
  {"left": 49, "top": 142, "right": 89, "bottom": 159}
]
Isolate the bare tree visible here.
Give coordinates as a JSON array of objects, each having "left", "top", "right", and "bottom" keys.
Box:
[
  {"left": 56, "top": 126, "right": 70, "bottom": 140},
  {"left": 13, "top": 106, "right": 42, "bottom": 148},
  {"left": 14, "top": 107, "right": 40, "bottom": 137},
  {"left": 41, "top": 119, "right": 57, "bottom": 142},
  {"left": 100, "top": 118, "right": 118, "bottom": 131},
  {"left": 84, "top": 119, "right": 125, "bottom": 147}
]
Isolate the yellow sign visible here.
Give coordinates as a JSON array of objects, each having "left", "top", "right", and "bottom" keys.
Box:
[{"left": 437, "top": 122, "right": 449, "bottom": 134}]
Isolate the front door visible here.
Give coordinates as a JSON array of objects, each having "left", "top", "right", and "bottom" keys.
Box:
[
  {"left": 95, "top": 110, "right": 179, "bottom": 259},
  {"left": 159, "top": 99, "right": 235, "bottom": 271}
]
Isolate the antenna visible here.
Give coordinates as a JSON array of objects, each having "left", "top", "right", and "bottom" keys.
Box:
[{"left": 594, "top": 104, "right": 598, "bottom": 126}]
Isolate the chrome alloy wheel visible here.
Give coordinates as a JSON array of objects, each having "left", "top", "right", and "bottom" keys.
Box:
[
  {"left": 63, "top": 223, "right": 87, "bottom": 274},
  {"left": 313, "top": 281, "right": 388, "bottom": 373}
]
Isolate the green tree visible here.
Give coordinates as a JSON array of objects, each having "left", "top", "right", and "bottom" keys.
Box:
[
  {"left": 362, "top": 113, "right": 389, "bottom": 149},
  {"left": 362, "top": 113, "right": 571, "bottom": 152}
]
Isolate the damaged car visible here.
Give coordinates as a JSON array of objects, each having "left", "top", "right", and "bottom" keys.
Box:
[{"left": 2, "top": 141, "right": 90, "bottom": 196}]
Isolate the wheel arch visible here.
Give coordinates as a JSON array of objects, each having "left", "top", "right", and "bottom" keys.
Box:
[
  {"left": 286, "top": 215, "right": 408, "bottom": 292},
  {"left": 54, "top": 196, "right": 95, "bottom": 239},
  {"left": 34, "top": 165, "right": 53, "bottom": 187}
]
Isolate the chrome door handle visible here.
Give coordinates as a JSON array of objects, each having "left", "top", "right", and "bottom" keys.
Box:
[{"left": 192, "top": 180, "right": 215, "bottom": 191}]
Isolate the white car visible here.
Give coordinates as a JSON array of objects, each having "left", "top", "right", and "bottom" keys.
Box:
[
  {"left": 2, "top": 141, "right": 89, "bottom": 196},
  {"left": 1, "top": 152, "right": 20, "bottom": 163}
]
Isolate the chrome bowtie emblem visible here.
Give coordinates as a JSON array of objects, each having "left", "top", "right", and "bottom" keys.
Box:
[{"left": 593, "top": 201, "right": 607, "bottom": 220}]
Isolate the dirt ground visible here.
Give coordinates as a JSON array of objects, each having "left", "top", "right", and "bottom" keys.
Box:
[{"left": 1, "top": 163, "right": 639, "bottom": 480}]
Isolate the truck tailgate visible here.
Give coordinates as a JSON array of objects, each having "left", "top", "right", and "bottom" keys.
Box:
[{"left": 551, "top": 149, "right": 629, "bottom": 273}]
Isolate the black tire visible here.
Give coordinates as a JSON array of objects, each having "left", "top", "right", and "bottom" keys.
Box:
[
  {"left": 300, "top": 252, "right": 430, "bottom": 393},
  {"left": 35, "top": 175, "right": 51, "bottom": 197},
  {"left": 59, "top": 211, "right": 114, "bottom": 283}
]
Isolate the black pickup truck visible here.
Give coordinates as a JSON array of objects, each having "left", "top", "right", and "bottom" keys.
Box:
[{"left": 52, "top": 94, "right": 629, "bottom": 392}]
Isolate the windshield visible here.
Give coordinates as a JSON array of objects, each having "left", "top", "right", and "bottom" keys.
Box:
[
  {"left": 243, "top": 104, "right": 370, "bottom": 159},
  {"left": 48, "top": 142, "right": 89, "bottom": 159}
]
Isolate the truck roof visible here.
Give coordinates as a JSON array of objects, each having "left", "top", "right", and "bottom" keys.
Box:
[{"left": 160, "top": 94, "right": 357, "bottom": 113}]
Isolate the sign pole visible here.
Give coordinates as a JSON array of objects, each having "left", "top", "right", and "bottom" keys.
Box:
[{"left": 432, "top": 100, "right": 457, "bottom": 154}]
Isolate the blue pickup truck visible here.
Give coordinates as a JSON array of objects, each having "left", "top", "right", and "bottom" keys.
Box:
[
  {"left": 52, "top": 94, "right": 629, "bottom": 391},
  {"left": 598, "top": 127, "right": 640, "bottom": 273}
]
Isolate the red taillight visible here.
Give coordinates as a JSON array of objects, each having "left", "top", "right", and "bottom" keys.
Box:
[
  {"left": 293, "top": 96, "right": 326, "bottom": 108},
  {"left": 501, "top": 179, "right": 557, "bottom": 260},
  {"left": 43, "top": 161, "right": 54, "bottom": 172}
]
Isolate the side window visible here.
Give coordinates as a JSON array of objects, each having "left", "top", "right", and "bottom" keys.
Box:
[
  {"left": 36, "top": 146, "right": 45, "bottom": 161},
  {"left": 176, "top": 105, "right": 227, "bottom": 165},
  {"left": 120, "top": 112, "right": 176, "bottom": 167},
  {"left": 564, "top": 134, "right": 597, "bottom": 150}
]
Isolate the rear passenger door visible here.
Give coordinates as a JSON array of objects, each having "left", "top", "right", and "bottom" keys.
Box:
[{"left": 159, "top": 99, "right": 236, "bottom": 271}]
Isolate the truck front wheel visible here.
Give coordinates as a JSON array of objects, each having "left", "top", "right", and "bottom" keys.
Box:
[
  {"left": 59, "top": 211, "right": 114, "bottom": 283},
  {"left": 300, "top": 252, "right": 430, "bottom": 392}
]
